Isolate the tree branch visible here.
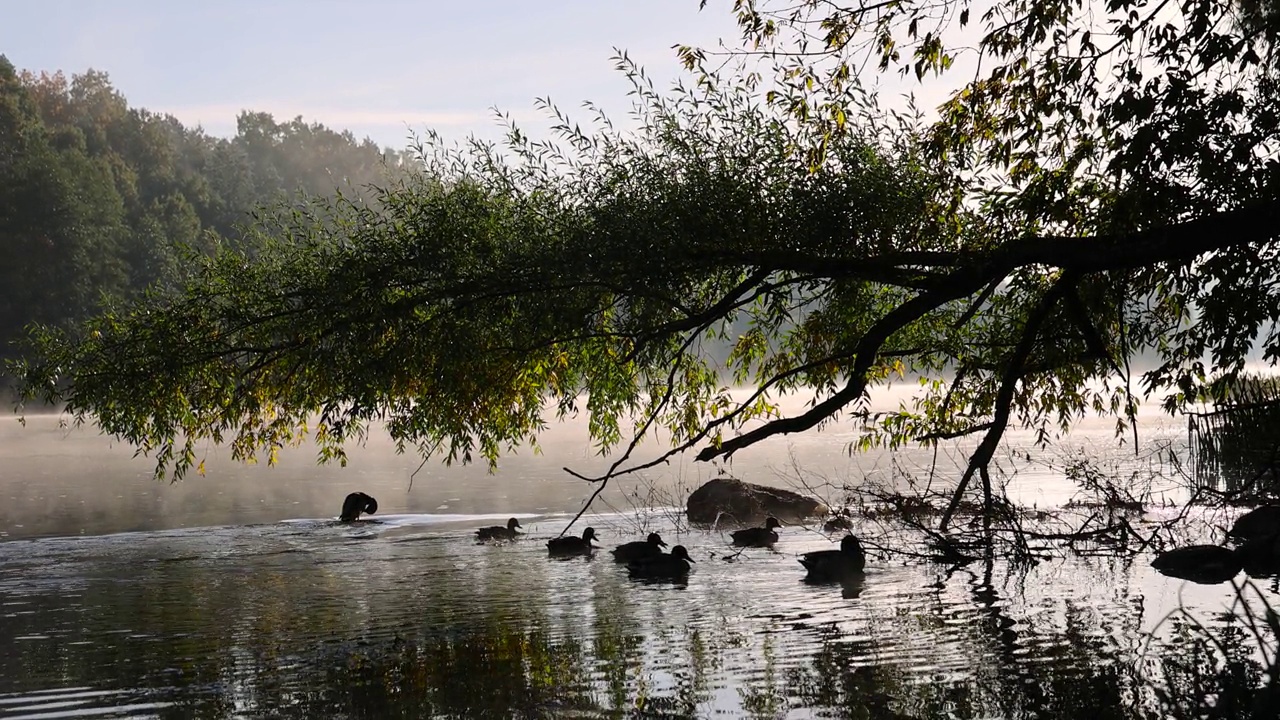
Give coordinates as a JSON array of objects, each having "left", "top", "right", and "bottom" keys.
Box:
[
  {"left": 939, "top": 271, "right": 1079, "bottom": 531},
  {"left": 696, "top": 267, "right": 993, "bottom": 461}
]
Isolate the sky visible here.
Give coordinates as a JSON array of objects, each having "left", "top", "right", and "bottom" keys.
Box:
[{"left": 0, "top": 0, "right": 745, "bottom": 149}]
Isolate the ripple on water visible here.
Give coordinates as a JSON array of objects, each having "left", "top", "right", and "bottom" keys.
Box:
[
  {"left": 0, "top": 688, "right": 171, "bottom": 720},
  {"left": 0, "top": 513, "right": 1271, "bottom": 718}
]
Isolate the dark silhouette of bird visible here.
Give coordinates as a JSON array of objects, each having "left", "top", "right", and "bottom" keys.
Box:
[
  {"left": 731, "top": 517, "right": 782, "bottom": 547},
  {"left": 799, "top": 534, "right": 867, "bottom": 582},
  {"left": 547, "top": 527, "right": 599, "bottom": 557},
  {"left": 823, "top": 515, "right": 853, "bottom": 533},
  {"left": 476, "top": 517, "right": 523, "bottom": 541},
  {"left": 339, "top": 492, "right": 378, "bottom": 522},
  {"left": 1151, "top": 544, "right": 1243, "bottom": 584},
  {"left": 611, "top": 532, "right": 668, "bottom": 563},
  {"left": 1228, "top": 505, "right": 1280, "bottom": 542},
  {"left": 1238, "top": 531, "right": 1280, "bottom": 578},
  {"left": 628, "top": 545, "right": 695, "bottom": 579}
]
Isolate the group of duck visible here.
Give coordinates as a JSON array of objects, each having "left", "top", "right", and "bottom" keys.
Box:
[
  {"left": 477, "top": 515, "right": 868, "bottom": 582},
  {"left": 1152, "top": 505, "right": 1280, "bottom": 584},
  {"left": 339, "top": 492, "right": 867, "bottom": 583},
  {"left": 342, "top": 493, "right": 1280, "bottom": 586}
]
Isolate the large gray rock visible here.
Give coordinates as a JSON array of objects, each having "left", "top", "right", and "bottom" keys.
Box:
[{"left": 686, "top": 476, "right": 828, "bottom": 525}]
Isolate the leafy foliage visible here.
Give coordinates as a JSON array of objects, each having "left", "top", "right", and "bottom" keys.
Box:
[
  {"left": 672, "top": 0, "right": 1280, "bottom": 520},
  {"left": 14, "top": 0, "right": 1280, "bottom": 529},
  {"left": 14, "top": 59, "right": 971, "bottom": 480}
]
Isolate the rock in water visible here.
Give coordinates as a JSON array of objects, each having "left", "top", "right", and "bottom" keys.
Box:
[
  {"left": 1151, "top": 544, "right": 1243, "bottom": 584},
  {"left": 685, "top": 476, "right": 827, "bottom": 524}
]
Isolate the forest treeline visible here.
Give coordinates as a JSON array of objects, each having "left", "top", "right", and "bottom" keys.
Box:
[{"left": 0, "top": 55, "right": 412, "bottom": 361}]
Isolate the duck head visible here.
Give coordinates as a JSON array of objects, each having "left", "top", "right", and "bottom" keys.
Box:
[
  {"left": 765, "top": 517, "right": 782, "bottom": 530},
  {"left": 670, "top": 545, "right": 695, "bottom": 562},
  {"left": 582, "top": 527, "right": 598, "bottom": 541},
  {"left": 647, "top": 532, "right": 668, "bottom": 548},
  {"left": 363, "top": 495, "right": 378, "bottom": 515},
  {"left": 507, "top": 517, "right": 522, "bottom": 530},
  {"left": 840, "top": 535, "right": 864, "bottom": 556}
]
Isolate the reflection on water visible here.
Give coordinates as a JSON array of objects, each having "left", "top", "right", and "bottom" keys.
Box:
[
  {"left": 0, "top": 411, "right": 1270, "bottom": 718},
  {"left": 0, "top": 512, "right": 1273, "bottom": 719}
]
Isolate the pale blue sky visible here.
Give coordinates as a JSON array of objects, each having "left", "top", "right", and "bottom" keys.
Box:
[{"left": 1, "top": 0, "right": 742, "bottom": 148}]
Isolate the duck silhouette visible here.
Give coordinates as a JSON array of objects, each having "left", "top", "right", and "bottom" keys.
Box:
[
  {"left": 547, "top": 527, "right": 599, "bottom": 557},
  {"left": 628, "top": 545, "right": 695, "bottom": 579},
  {"left": 1239, "top": 531, "right": 1280, "bottom": 578},
  {"left": 339, "top": 492, "right": 378, "bottom": 522},
  {"left": 799, "top": 534, "right": 866, "bottom": 582},
  {"left": 1228, "top": 505, "right": 1280, "bottom": 542},
  {"left": 611, "top": 532, "right": 668, "bottom": 563},
  {"left": 731, "top": 517, "right": 782, "bottom": 547},
  {"left": 823, "top": 515, "right": 854, "bottom": 534},
  {"left": 476, "top": 517, "right": 523, "bottom": 541}
]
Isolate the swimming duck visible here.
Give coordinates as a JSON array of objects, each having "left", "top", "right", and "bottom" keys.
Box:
[
  {"left": 339, "top": 492, "right": 378, "bottom": 522},
  {"left": 628, "top": 545, "right": 695, "bottom": 579},
  {"left": 731, "top": 517, "right": 782, "bottom": 547},
  {"left": 611, "top": 532, "right": 668, "bottom": 563},
  {"left": 799, "top": 534, "right": 867, "bottom": 582},
  {"left": 823, "top": 515, "right": 854, "bottom": 534},
  {"left": 547, "top": 527, "right": 599, "bottom": 557},
  {"left": 476, "top": 517, "right": 523, "bottom": 541},
  {"left": 1239, "top": 531, "right": 1280, "bottom": 578},
  {"left": 1151, "top": 544, "right": 1243, "bottom": 584},
  {"left": 1228, "top": 505, "right": 1280, "bottom": 542}
]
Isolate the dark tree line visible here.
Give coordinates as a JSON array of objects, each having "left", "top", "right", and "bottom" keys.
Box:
[{"left": 0, "top": 56, "right": 412, "bottom": 361}]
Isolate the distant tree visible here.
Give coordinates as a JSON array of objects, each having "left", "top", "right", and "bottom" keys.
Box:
[
  {"left": 0, "top": 59, "right": 129, "bottom": 351},
  {"left": 0, "top": 57, "right": 406, "bottom": 361},
  {"left": 234, "top": 111, "right": 399, "bottom": 205}
]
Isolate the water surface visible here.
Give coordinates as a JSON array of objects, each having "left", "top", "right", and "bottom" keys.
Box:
[{"left": 0, "top": 411, "right": 1270, "bottom": 718}]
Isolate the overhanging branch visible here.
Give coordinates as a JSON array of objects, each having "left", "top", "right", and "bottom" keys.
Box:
[
  {"left": 695, "top": 266, "right": 993, "bottom": 461},
  {"left": 691, "top": 200, "right": 1280, "bottom": 465},
  {"left": 939, "top": 271, "right": 1080, "bottom": 531}
]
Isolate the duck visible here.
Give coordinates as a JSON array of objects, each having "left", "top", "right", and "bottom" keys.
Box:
[
  {"left": 476, "top": 517, "right": 523, "bottom": 541},
  {"left": 799, "top": 534, "right": 867, "bottom": 582},
  {"left": 1228, "top": 505, "right": 1280, "bottom": 542},
  {"left": 611, "top": 532, "right": 668, "bottom": 563},
  {"left": 731, "top": 517, "right": 782, "bottom": 547},
  {"left": 339, "top": 492, "right": 378, "bottom": 522},
  {"left": 1239, "top": 531, "right": 1280, "bottom": 578},
  {"left": 1151, "top": 544, "right": 1243, "bottom": 584},
  {"left": 823, "top": 515, "right": 853, "bottom": 534},
  {"left": 547, "top": 527, "right": 599, "bottom": 557},
  {"left": 628, "top": 545, "right": 695, "bottom": 579}
]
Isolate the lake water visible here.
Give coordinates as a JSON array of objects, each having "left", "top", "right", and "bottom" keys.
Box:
[{"left": 0, "top": 405, "right": 1275, "bottom": 719}]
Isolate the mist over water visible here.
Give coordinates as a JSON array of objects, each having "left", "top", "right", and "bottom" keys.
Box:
[
  {"left": 0, "top": 403, "right": 1264, "bottom": 719},
  {"left": 0, "top": 385, "right": 1190, "bottom": 540}
]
